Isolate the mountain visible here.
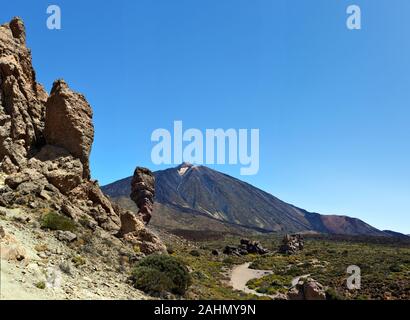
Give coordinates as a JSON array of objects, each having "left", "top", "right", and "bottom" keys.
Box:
[
  {"left": 102, "top": 163, "right": 388, "bottom": 237},
  {"left": 382, "top": 230, "right": 410, "bottom": 239}
]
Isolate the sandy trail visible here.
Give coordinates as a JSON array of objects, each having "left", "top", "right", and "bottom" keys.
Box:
[{"left": 229, "top": 262, "right": 274, "bottom": 298}]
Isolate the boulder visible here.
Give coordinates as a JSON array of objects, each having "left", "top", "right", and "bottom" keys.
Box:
[
  {"left": 287, "top": 278, "right": 326, "bottom": 300},
  {"left": 119, "top": 210, "right": 145, "bottom": 236},
  {"left": 56, "top": 230, "right": 77, "bottom": 242}
]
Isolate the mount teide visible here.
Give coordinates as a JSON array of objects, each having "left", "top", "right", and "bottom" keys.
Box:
[{"left": 102, "top": 163, "right": 387, "bottom": 236}]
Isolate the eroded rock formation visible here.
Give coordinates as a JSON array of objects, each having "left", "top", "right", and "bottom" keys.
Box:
[
  {"left": 223, "top": 239, "right": 269, "bottom": 256},
  {"left": 0, "top": 17, "right": 164, "bottom": 254},
  {"left": 130, "top": 167, "right": 155, "bottom": 225},
  {"left": 278, "top": 234, "right": 304, "bottom": 255}
]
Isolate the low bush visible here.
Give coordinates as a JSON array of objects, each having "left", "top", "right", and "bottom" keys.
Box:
[
  {"left": 40, "top": 211, "right": 76, "bottom": 232},
  {"left": 189, "top": 249, "right": 200, "bottom": 257},
  {"left": 131, "top": 254, "right": 191, "bottom": 296}
]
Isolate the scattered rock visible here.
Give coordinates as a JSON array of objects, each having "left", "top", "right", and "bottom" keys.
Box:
[
  {"left": 1, "top": 244, "right": 26, "bottom": 261},
  {"left": 0, "top": 225, "right": 5, "bottom": 238},
  {"left": 59, "top": 261, "right": 73, "bottom": 275},
  {"left": 56, "top": 230, "right": 77, "bottom": 242}
]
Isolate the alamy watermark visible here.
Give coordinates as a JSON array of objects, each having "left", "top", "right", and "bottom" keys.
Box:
[
  {"left": 151, "top": 121, "right": 259, "bottom": 175},
  {"left": 346, "top": 5, "right": 361, "bottom": 30},
  {"left": 47, "top": 5, "right": 61, "bottom": 30},
  {"left": 347, "top": 265, "right": 361, "bottom": 290},
  {"left": 46, "top": 4, "right": 360, "bottom": 31}
]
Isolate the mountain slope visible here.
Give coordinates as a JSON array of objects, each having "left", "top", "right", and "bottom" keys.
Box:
[{"left": 102, "top": 163, "right": 387, "bottom": 236}]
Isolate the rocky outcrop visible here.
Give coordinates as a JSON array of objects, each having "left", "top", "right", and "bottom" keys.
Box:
[
  {"left": 278, "top": 234, "right": 304, "bottom": 255},
  {"left": 223, "top": 239, "right": 269, "bottom": 256},
  {"left": 119, "top": 210, "right": 166, "bottom": 254},
  {"left": 0, "top": 18, "right": 164, "bottom": 253},
  {"left": 44, "top": 80, "right": 93, "bottom": 179},
  {"left": 130, "top": 167, "right": 155, "bottom": 225},
  {"left": 288, "top": 277, "right": 326, "bottom": 300},
  {"left": 0, "top": 17, "right": 47, "bottom": 169}
]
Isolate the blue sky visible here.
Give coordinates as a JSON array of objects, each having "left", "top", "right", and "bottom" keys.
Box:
[{"left": 2, "top": 1, "right": 409, "bottom": 233}]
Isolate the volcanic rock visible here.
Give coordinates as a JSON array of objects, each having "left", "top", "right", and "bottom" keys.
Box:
[
  {"left": 130, "top": 167, "right": 155, "bottom": 225},
  {"left": 0, "top": 18, "right": 164, "bottom": 252},
  {"left": 223, "top": 239, "right": 269, "bottom": 256},
  {"left": 44, "top": 80, "right": 93, "bottom": 179},
  {"left": 288, "top": 277, "right": 326, "bottom": 300},
  {"left": 278, "top": 234, "right": 304, "bottom": 255},
  {"left": 56, "top": 230, "right": 77, "bottom": 242}
]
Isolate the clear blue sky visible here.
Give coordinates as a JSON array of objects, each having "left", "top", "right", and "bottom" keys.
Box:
[{"left": 2, "top": 1, "right": 409, "bottom": 233}]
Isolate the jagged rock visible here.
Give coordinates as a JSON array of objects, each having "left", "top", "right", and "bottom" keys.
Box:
[
  {"left": 224, "top": 239, "right": 269, "bottom": 256},
  {"left": 1, "top": 155, "right": 17, "bottom": 174},
  {"left": 44, "top": 80, "right": 94, "bottom": 179},
  {"left": 288, "top": 277, "right": 326, "bottom": 300},
  {"left": 278, "top": 234, "right": 304, "bottom": 255},
  {"left": 0, "top": 17, "right": 165, "bottom": 255},
  {"left": 9, "top": 16, "right": 26, "bottom": 44},
  {"left": 5, "top": 168, "right": 48, "bottom": 198},
  {"left": 0, "top": 18, "right": 46, "bottom": 165},
  {"left": 0, "top": 225, "right": 5, "bottom": 238},
  {"left": 119, "top": 210, "right": 143, "bottom": 236},
  {"left": 130, "top": 167, "right": 155, "bottom": 225},
  {"left": 123, "top": 229, "right": 166, "bottom": 255},
  {"left": 39, "top": 190, "right": 51, "bottom": 201},
  {"left": 118, "top": 209, "right": 166, "bottom": 254},
  {"left": 56, "top": 230, "right": 77, "bottom": 242},
  {"left": 61, "top": 202, "right": 81, "bottom": 220},
  {"left": 69, "top": 181, "right": 121, "bottom": 232}
]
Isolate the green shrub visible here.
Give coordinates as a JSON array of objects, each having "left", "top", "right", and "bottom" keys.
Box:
[
  {"left": 131, "top": 254, "right": 191, "bottom": 295},
  {"left": 326, "top": 288, "right": 345, "bottom": 300},
  {"left": 189, "top": 249, "right": 200, "bottom": 257},
  {"left": 389, "top": 263, "right": 402, "bottom": 273},
  {"left": 222, "top": 257, "right": 234, "bottom": 265},
  {"left": 35, "top": 281, "right": 46, "bottom": 289},
  {"left": 132, "top": 267, "right": 173, "bottom": 294},
  {"left": 71, "top": 255, "right": 86, "bottom": 267},
  {"left": 40, "top": 212, "right": 76, "bottom": 232}
]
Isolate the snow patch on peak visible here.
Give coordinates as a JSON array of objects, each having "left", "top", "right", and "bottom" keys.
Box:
[
  {"left": 178, "top": 166, "right": 190, "bottom": 176},
  {"left": 177, "top": 162, "right": 193, "bottom": 176}
]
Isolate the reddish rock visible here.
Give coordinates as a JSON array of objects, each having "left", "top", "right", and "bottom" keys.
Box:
[{"left": 130, "top": 167, "right": 155, "bottom": 225}]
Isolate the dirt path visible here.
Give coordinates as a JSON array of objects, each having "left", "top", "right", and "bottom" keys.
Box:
[{"left": 229, "top": 262, "right": 274, "bottom": 298}]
